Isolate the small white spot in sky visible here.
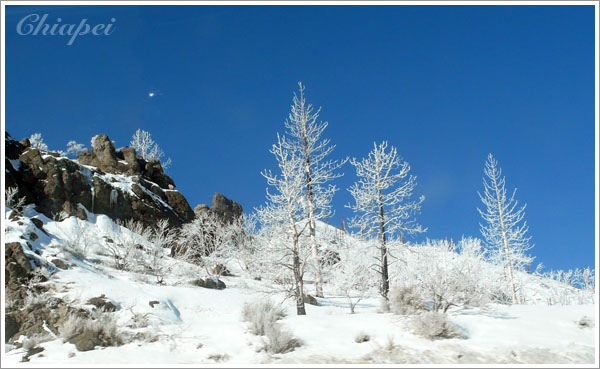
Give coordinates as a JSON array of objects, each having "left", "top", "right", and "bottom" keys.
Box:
[{"left": 148, "top": 92, "right": 155, "bottom": 97}]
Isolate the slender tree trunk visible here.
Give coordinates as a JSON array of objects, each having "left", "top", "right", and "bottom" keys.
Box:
[
  {"left": 289, "top": 218, "right": 306, "bottom": 315},
  {"left": 378, "top": 190, "right": 389, "bottom": 299},
  {"left": 303, "top": 136, "right": 324, "bottom": 298},
  {"left": 491, "top": 176, "right": 518, "bottom": 304},
  {"left": 293, "top": 238, "right": 306, "bottom": 315}
]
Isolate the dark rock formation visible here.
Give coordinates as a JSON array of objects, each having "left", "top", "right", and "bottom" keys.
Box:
[
  {"left": 193, "top": 193, "right": 243, "bottom": 223},
  {"left": 5, "top": 297, "right": 87, "bottom": 344},
  {"left": 5, "top": 132, "right": 194, "bottom": 227},
  {"left": 5, "top": 242, "right": 35, "bottom": 308},
  {"left": 211, "top": 193, "right": 243, "bottom": 222}
]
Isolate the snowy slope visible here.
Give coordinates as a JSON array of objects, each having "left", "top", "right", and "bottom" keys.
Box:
[{"left": 3, "top": 210, "right": 597, "bottom": 365}]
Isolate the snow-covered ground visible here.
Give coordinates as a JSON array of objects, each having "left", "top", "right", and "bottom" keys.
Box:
[{"left": 3, "top": 207, "right": 598, "bottom": 365}]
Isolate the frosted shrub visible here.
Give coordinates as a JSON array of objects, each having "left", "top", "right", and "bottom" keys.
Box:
[
  {"left": 60, "top": 218, "right": 91, "bottom": 260},
  {"left": 5, "top": 186, "right": 26, "bottom": 212},
  {"left": 107, "top": 219, "right": 152, "bottom": 272},
  {"left": 242, "top": 300, "right": 300, "bottom": 354},
  {"left": 379, "top": 297, "right": 391, "bottom": 313},
  {"left": 412, "top": 312, "right": 464, "bottom": 340},
  {"left": 354, "top": 332, "right": 370, "bottom": 343},
  {"left": 399, "top": 238, "right": 492, "bottom": 312},
  {"left": 264, "top": 324, "right": 302, "bottom": 354},
  {"left": 330, "top": 244, "right": 378, "bottom": 314},
  {"left": 21, "top": 334, "right": 51, "bottom": 352},
  {"left": 59, "top": 313, "right": 123, "bottom": 347},
  {"left": 577, "top": 316, "right": 593, "bottom": 329},
  {"left": 241, "top": 300, "right": 286, "bottom": 336},
  {"left": 389, "top": 286, "right": 427, "bottom": 315}
]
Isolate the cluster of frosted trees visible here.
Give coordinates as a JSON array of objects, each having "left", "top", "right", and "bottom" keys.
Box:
[{"left": 254, "top": 83, "right": 541, "bottom": 315}]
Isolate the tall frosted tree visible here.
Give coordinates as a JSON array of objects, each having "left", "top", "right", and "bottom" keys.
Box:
[
  {"left": 346, "top": 141, "right": 425, "bottom": 299},
  {"left": 478, "top": 153, "right": 533, "bottom": 304},
  {"left": 281, "top": 82, "right": 347, "bottom": 298},
  {"left": 259, "top": 134, "right": 309, "bottom": 315}
]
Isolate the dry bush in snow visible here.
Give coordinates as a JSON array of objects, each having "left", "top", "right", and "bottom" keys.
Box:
[
  {"left": 577, "top": 316, "right": 593, "bottom": 329},
  {"left": 241, "top": 300, "right": 286, "bottom": 336},
  {"left": 354, "top": 332, "right": 370, "bottom": 343},
  {"left": 412, "top": 311, "right": 465, "bottom": 340},
  {"left": 263, "top": 324, "right": 302, "bottom": 354},
  {"left": 59, "top": 313, "right": 123, "bottom": 348},
  {"left": 389, "top": 285, "right": 427, "bottom": 315},
  {"left": 241, "top": 299, "right": 301, "bottom": 354},
  {"left": 21, "top": 334, "right": 52, "bottom": 352}
]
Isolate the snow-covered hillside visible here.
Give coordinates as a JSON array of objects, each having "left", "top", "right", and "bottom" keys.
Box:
[{"left": 3, "top": 206, "right": 597, "bottom": 365}]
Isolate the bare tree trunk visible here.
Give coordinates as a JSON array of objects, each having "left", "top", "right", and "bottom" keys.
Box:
[
  {"left": 289, "top": 216, "right": 306, "bottom": 315},
  {"left": 303, "top": 136, "right": 324, "bottom": 298},
  {"left": 492, "top": 176, "right": 518, "bottom": 304},
  {"left": 293, "top": 239, "right": 306, "bottom": 316},
  {"left": 378, "top": 191, "right": 389, "bottom": 299}
]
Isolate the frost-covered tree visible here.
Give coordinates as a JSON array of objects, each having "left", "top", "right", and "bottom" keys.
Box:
[
  {"left": 408, "top": 238, "right": 494, "bottom": 312},
  {"left": 130, "top": 129, "right": 172, "bottom": 170},
  {"left": 259, "top": 133, "right": 311, "bottom": 315},
  {"left": 29, "top": 133, "right": 48, "bottom": 151},
  {"left": 478, "top": 153, "right": 533, "bottom": 304},
  {"left": 346, "top": 141, "right": 425, "bottom": 299},
  {"left": 329, "top": 242, "right": 378, "bottom": 313},
  {"left": 281, "top": 82, "right": 347, "bottom": 298},
  {"left": 66, "top": 140, "right": 86, "bottom": 157},
  {"left": 148, "top": 219, "right": 176, "bottom": 284},
  {"left": 177, "top": 210, "right": 245, "bottom": 275}
]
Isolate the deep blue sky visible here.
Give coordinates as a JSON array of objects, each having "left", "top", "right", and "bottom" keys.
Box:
[{"left": 4, "top": 5, "right": 596, "bottom": 272}]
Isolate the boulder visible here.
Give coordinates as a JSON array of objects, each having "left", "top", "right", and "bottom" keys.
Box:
[
  {"left": 303, "top": 294, "right": 318, "bottom": 306},
  {"left": 86, "top": 295, "right": 117, "bottom": 312},
  {"left": 213, "top": 264, "right": 233, "bottom": 277},
  {"left": 190, "top": 277, "right": 226, "bottom": 290},
  {"left": 51, "top": 258, "right": 69, "bottom": 270}
]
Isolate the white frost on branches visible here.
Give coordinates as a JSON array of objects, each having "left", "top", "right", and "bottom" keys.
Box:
[
  {"left": 29, "top": 133, "right": 48, "bottom": 151},
  {"left": 281, "top": 82, "right": 347, "bottom": 298},
  {"left": 66, "top": 140, "right": 86, "bottom": 157},
  {"left": 258, "top": 133, "right": 312, "bottom": 315},
  {"left": 130, "top": 129, "right": 172, "bottom": 170},
  {"left": 346, "top": 141, "right": 425, "bottom": 298},
  {"left": 478, "top": 153, "right": 533, "bottom": 304}
]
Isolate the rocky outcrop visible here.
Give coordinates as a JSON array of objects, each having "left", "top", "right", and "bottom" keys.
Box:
[
  {"left": 5, "top": 132, "right": 194, "bottom": 227},
  {"left": 194, "top": 193, "right": 243, "bottom": 223},
  {"left": 5, "top": 296, "right": 87, "bottom": 344}
]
